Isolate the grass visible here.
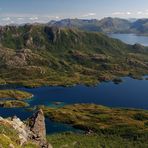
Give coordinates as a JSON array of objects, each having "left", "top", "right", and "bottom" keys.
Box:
[
  {"left": 0, "top": 26, "right": 148, "bottom": 87},
  {"left": 0, "top": 90, "right": 33, "bottom": 100},
  {"left": 0, "top": 89, "right": 32, "bottom": 108},
  {"left": 44, "top": 104, "right": 148, "bottom": 147},
  {"left": 0, "top": 123, "right": 20, "bottom": 148},
  {"left": 23, "top": 142, "right": 38, "bottom": 148},
  {"left": 47, "top": 132, "right": 148, "bottom": 148},
  {"left": 0, "top": 134, "right": 20, "bottom": 148},
  {"left": 0, "top": 120, "right": 38, "bottom": 148},
  {"left": 39, "top": 104, "right": 148, "bottom": 142},
  {"left": 0, "top": 100, "right": 29, "bottom": 108}
]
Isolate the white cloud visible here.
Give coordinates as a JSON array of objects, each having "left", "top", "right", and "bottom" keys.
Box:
[
  {"left": 29, "top": 17, "right": 38, "bottom": 20},
  {"left": 126, "top": 12, "right": 131, "bottom": 15},
  {"left": 55, "top": 16, "right": 60, "bottom": 19},
  {"left": 112, "top": 12, "right": 125, "bottom": 15},
  {"left": 17, "top": 17, "right": 24, "bottom": 20},
  {"left": 112, "top": 10, "right": 148, "bottom": 18},
  {"left": 0, "top": 14, "right": 62, "bottom": 25},
  {"left": 135, "top": 10, "right": 148, "bottom": 16},
  {"left": 2, "top": 17, "right": 11, "bottom": 21},
  {"left": 10, "top": 21, "right": 14, "bottom": 24},
  {"left": 82, "top": 13, "right": 96, "bottom": 17},
  {"left": 137, "top": 11, "right": 143, "bottom": 15},
  {"left": 112, "top": 11, "right": 132, "bottom": 16}
]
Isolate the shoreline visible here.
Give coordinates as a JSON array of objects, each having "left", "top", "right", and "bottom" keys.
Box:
[{"left": 0, "top": 74, "right": 147, "bottom": 89}]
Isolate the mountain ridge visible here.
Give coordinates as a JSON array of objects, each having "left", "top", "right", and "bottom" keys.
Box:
[
  {"left": 47, "top": 17, "right": 148, "bottom": 35},
  {"left": 0, "top": 25, "right": 148, "bottom": 87},
  {"left": 2, "top": 17, "right": 148, "bottom": 35}
]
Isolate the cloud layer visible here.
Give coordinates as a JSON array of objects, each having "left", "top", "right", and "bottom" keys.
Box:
[
  {"left": 0, "top": 13, "right": 61, "bottom": 25},
  {"left": 0, "top": 12, "right": 97, "bottom": 25},
  {"left": 0, "top": 9, "right": 148, "bottom": 25},
  {"left": 112, "top": 10, "right": 148, "bottom": 17}
]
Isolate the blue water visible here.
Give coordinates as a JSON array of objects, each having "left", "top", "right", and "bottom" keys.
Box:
[
  {"left": 108, "top": 33, "right": 148, "bottom": 46},
  {"left": 0, "top": 76, "right": 148, "bottom": 134}
]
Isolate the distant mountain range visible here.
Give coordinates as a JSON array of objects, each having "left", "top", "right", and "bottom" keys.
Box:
[{"left": 47, "top": 17, "right": 148, "bottom": 35}]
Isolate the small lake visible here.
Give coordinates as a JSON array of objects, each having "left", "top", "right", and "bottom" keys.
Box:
[
  {"left": 0, "top": 77, "right": 148, "bottom": 134},
  {"left": 108, "top": 33, "right": 148, "bottom": 46}
]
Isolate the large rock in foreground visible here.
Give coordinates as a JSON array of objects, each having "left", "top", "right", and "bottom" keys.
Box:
[
  {"left": 0, "top": 109, "right": 52, "bottom": 148},
  {"left": 28, "top": 109, "right": 50, "bottom": 147}
]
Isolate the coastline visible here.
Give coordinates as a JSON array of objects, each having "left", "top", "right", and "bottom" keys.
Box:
[{"left": 0, "top": 74, "right": 147, "bottom": 88}]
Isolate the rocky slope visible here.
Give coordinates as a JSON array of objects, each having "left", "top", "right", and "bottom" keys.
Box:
[
  {"left": 0, "top": 110, "right": 52, "bottom": 148},
  {"left": 0, "top": 25, "right": 148, "bottom": 87}
]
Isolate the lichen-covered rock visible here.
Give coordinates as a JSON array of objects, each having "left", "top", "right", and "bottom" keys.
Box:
[
  {"left": 0, "top": 116, "right": 30, "bottom": 146},
  {"left": 28, "top": 109, "right": 49, "bottom": 147},
  {"left": 11, "top": 116, "right": 30, "bottom": 145},
  {"left": 0, "top": 110, "right": 52, "bottom": 148}
]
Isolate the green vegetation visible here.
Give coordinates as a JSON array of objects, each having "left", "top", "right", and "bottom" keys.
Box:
[
  {"left": 0, "top": 25, "right": 148, "bottom": 87},
  {"left": 0, "top": 100, "right": 29, "bottom": 108},
  {"left": 0, "top": 90, "right": 33, "bottom": 100},
  {"left": 42, "top": 104, "right": 148, "bottom": 134},
  {"left": 23, "top": 143, "right": 39, "bottom": 148},
  {"left": 39, "top": 104, "right": 148, "bottom": 147},
  {"left": 47, "top": 132, "right": 148, "bottom": 148},
  {"left": 0, "top": 121, "right": 37, "bottom": 148},
  {"left": 0, "top": 124, "right": 20, "bottom": 148},
  {"left": 0, "top": 90, "right": 32, "bottom": 108}
]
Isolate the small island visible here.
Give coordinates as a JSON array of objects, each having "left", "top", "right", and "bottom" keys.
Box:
[
  {"left": 0, "top": 100, "right": 29, "bottom": 108},
  {"left": 0, "top": 90, "right": 33, "bottom": 100},
  {"left": 0, "top": 90, "right": 33, "bottom": 108}
]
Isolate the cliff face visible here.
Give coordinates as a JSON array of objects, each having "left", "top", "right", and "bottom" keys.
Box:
[{"left": 0, "top": 110, "right": 52, "bottom": 148}]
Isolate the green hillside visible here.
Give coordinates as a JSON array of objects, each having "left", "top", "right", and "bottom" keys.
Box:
[
  {"left": 0, "top": 25, "right": 148, "bottom": 87},
  {"left": 42, "top": 104, "right": 148, "bottom": 148}
]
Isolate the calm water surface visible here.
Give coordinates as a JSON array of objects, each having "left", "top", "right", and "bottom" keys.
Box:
[
  {"left": 1, "top": 34, "right": 148, "bottom": 134},
  {"left": 0, "top": 77, "right": 148, "bottom": 134},
  {"left": 108, "top": 33, "right": 148, "bottom": 46}
]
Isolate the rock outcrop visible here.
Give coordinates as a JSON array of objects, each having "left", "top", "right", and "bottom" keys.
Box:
[
  {"left": 28, "top": 109, "right": 50, "bottom": 147},
  {"left": 0, "top": 110, "right": 52, "bottom": 148},
  {"left": 0, "top": 116, "right": 30, "bottom": 146}
]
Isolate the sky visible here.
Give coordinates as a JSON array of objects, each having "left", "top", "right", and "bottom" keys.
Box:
[{"left": 0, "top": 0, "right": 148, "bottom": 25}]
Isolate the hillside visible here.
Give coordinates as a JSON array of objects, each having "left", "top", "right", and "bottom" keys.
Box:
[
  {"left": 0, "top": 25, "right": 148, "bottom": 87},
  {"left": 48, "top": 18, "right": 131, "bottom": 33},
  {"left": 130, "top": 19, "right": 148, "bottom": 35},
  {"left": 48, "top": 19, "right": 102, "bottom": 32},
  {"left": 96, "top": 17, "right": 131, "bottom": 33},
  {"left": 42, "top": 104, "right": 148, "bottom": 147}
]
